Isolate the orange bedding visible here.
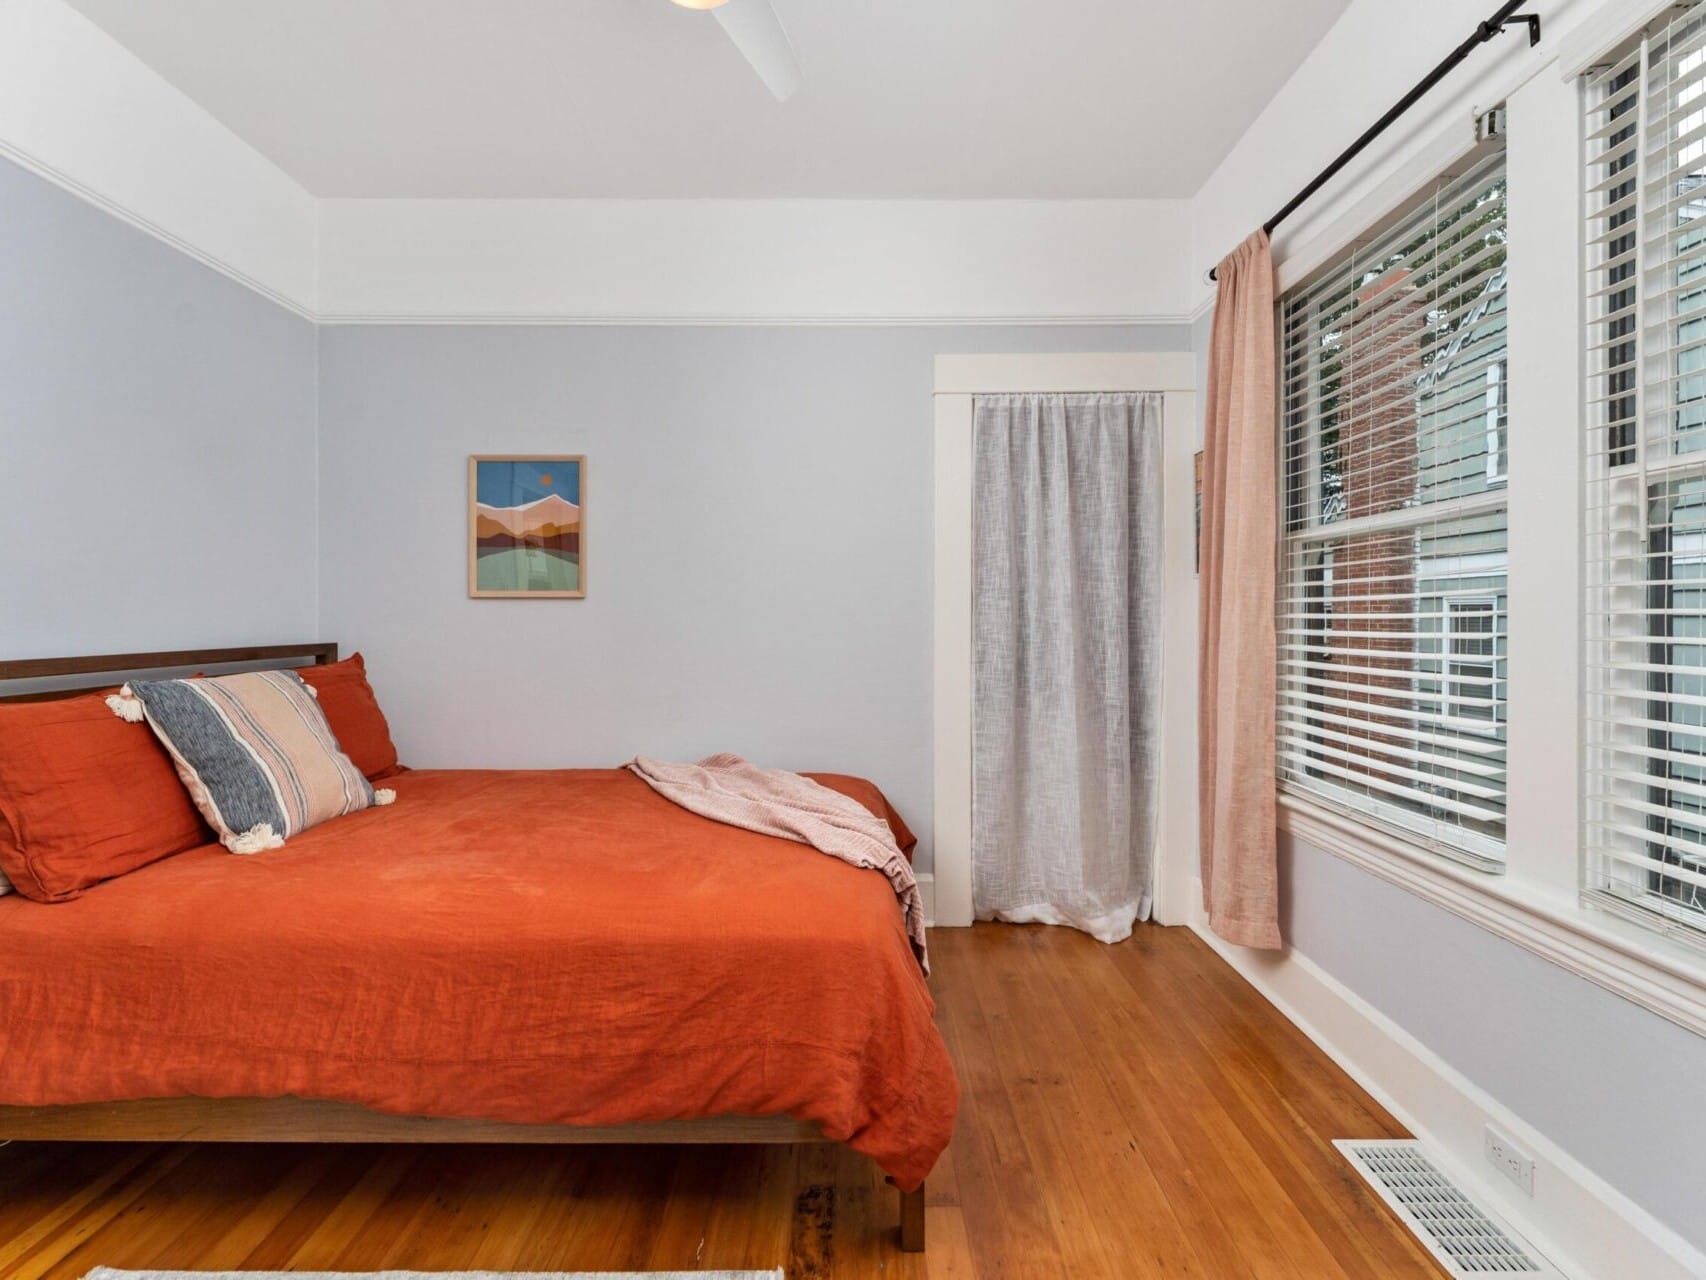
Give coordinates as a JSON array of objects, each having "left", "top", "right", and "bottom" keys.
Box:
[{"left": 0, "top": 769, "right": 958, "bottom": 1189}]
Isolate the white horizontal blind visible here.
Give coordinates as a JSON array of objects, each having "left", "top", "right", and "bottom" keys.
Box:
[
  {"left": 1584, "top": 3, "right": 1706, "bottom": 941},
  {"left": 1278, "top": 142, "right": 1509, "bottom": 868}
]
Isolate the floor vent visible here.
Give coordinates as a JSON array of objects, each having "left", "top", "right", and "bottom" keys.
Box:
[{"left": 1335, "top": 1140, "right": 1559, "bottom": 1277}]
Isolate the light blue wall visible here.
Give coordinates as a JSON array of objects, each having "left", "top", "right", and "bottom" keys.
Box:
[
  {"left": 314, "top": 323, "right": 1191, "bottom": 871},
  {"left": 1191, "top": 306, "right": 1212, "bottom": 439},
  {"left": 0, "top": 143, "right": 1189, "bottom": 867},
  {"left": 1285, "top": 834, "right": 1706, "bottom": 1253},
  {"left": 0, "top": 159, "right": 319, "bottom": 657}
]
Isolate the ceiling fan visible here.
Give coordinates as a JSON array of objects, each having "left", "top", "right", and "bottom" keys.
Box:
[{"left": 669, "top": 0, "right": 802, "bottom": 102}]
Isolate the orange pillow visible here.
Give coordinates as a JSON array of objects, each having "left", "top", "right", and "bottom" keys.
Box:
[
  {"left": 296, "top": 653, "right": 401, "bottom": 781},
  {"left": 805, "top": 772, "right": 919, "bottom": 862},
  {"left": 0, "top": 692, "right": 211, "bottom": 902}
]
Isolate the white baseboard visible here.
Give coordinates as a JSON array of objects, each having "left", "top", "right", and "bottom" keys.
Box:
[
  {"left": 1189, "top": 917, "right": 1706, "bottom": 1280},
  {"left": 917, "top": 872, "right": 936, "bottom": 928}
]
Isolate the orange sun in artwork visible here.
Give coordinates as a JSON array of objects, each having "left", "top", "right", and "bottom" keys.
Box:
[{"left": 538, "top": 473, "right": 553, "bottom": 486}]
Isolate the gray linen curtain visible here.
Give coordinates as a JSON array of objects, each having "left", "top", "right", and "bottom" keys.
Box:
[{"left": 971, "top": 392, "right": 1162, "bottom": 943}]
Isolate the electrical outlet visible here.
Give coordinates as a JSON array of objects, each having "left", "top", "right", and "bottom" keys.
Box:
[{"left": 1484, "top": 1125, "right": 1535, "bottom": 1197}]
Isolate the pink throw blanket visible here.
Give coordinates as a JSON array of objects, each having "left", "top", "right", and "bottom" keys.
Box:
[{"left": 626, "top": 754, "right": 928, "bottom": 973}]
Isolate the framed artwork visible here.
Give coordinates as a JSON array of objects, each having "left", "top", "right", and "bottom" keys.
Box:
[{"left": 469, "top": 455, "right": 585, "bottom": 598}]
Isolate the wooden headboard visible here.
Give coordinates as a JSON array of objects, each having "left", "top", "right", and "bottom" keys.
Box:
[{"left": 0, "top": 643, "right": 339, "bottom": 704}]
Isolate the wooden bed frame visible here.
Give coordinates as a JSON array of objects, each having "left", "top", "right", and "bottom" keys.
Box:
[{"left": 0, "top": 643, "right": 926, "bottom": 1253}]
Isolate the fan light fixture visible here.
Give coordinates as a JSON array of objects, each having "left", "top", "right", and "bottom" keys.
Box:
[{"left": 669, "top": 0, "right": 801, "bottom": 102}]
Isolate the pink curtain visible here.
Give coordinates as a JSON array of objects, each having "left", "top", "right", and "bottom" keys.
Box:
[{"left": 1198, "top": 229, "right": 1281, "bottom": 950}]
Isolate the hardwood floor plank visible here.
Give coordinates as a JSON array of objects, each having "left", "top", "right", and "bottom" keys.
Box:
[
  {"left": 324, "top": 1145, "right": 533, "bottom": 1271},
  {"left": 930, "top": 932, "right": 1073, "bottom": 1277},
  {"left": 969, "top": 926, "right": 1215, "bottom": 1279},
  {"left": 233, "top": 1145, "right": 387, "bottom": 1269},
  {"left": 633, "top": 1144, "right": 726, "bottom": 1271},
  {"left": 46, "top": 1146, "right": 289, "bottom": 1278},
  {"left": 155, "top": 1146, "right": 340, "bottom": 1273},
  {"left": 1107, "top": 933, "right": 1443, "bottom": 1277},
  {"left": 278, "top": 1146, "right": 416, "bottom": 1270},
  {"left": 2, "top": 1145, "right": 185, "bottom": 1280},
  {"left": 923, "top": 1203, "right": 975, "bottom": 1280},
  {"left": 1160, "top": 933, "right": 1437, "bottom": 1276},
  {"left": 8, "top": 923, "right": 1449, "bottom": 1278},
  {"left": 1097, "top": 934, "right": 1369, "bottom": 1278},
  {"left": 0, "top": 1144, "right": 139, "bottom": 1262},
  {"left": 500, "top": 1149, "right": 614, "bottom": 1271},
  {"left": 1037, "top": 928, "right": 1334, "bottom": 1280}
]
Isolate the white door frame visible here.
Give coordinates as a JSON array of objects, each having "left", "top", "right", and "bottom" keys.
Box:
[{"left": 932, "top": 352, "right": 1199, "bottom": 927}]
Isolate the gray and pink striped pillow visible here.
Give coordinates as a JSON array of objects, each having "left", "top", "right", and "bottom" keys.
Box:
[{"left": 108, "top": 670, "right": 393, "bottom": 853}]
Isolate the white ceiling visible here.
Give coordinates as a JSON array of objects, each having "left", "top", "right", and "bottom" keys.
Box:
[{"left": 60, "top": 0, "right": 1349, "bottom": 200}]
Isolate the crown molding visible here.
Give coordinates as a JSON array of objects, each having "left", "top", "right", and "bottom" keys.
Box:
[
  {"left": 2, "top": 139, "right": 1195, "bottom": 327},
  {"left": 6, "top": 1, "right": 1195, "bottom": 329},
  {"left": 0, "top": 141, "right": 317, "bottom": 322},
  {"left": 314, "top": 197, "right": 1193, "bottom": 328},
  {"left": 0, "top": 0, "right": 318, "bottom": 315}
]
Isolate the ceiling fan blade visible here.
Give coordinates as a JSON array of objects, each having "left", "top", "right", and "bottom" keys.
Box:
[{"left": 712, "top": 0, "right": 802, "bottom": 102}]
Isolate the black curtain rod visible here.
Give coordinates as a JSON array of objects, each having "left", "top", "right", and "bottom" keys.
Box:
[{"left": 1207, "top": 0, "right": 1541, "bottom": 283}]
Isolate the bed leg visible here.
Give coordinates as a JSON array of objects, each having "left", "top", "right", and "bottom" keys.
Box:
[{"left": 899, "top": 1181, "right": 925, "bottom": 1252}]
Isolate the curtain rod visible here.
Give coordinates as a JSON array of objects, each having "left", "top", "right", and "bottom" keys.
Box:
[{"left": 1206, "top": 0, "right": 1541, "bottom": 284}]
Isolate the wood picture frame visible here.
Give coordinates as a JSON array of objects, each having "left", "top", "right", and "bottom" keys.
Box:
[{"left": 469, "top": 454, "right": 586, "bottom": 599}]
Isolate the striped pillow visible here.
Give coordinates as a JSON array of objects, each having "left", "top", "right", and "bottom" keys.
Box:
[{"left": 107, "top": 670, "right": 393, "bottom": 853}]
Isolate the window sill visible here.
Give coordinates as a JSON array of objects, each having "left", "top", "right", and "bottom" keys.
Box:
[{"left": 1277, "top": 794, "right": 1706, "bottom": 1038}]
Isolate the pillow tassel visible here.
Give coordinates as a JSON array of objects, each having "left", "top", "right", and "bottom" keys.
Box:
[
  {"left": 374, "top": 788, "right": 397, "bottom": 806},
  {"left": 105, "top": 685, "right": 145, "bottom": 723},
  {"left": 228, "top": 823, "right": 285, "bottom": 855}
]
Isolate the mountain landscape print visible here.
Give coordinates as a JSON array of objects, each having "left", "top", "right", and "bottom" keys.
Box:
[{"left": 469, "top": 456, "right": 585, "bottom": 597}]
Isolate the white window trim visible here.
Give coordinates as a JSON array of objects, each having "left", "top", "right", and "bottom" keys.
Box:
[
  {"left": 1301, "top": 778, "right": 1507, "bottom": 869},
  {"left": 1280, "top": 792, "right": 1706, "bottom": 1037},
  {"left": 1261, "top": 65, "right": 1706, "bottom": 1039},
  {"left": 1578, "top": 12, "right": 1706, "bottom": 952},
  {"left": 930, "top": 352, "right": 1199, "bottom": 929}
]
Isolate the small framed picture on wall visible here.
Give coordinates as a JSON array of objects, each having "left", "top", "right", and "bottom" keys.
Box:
[{"left": 469, "top": 455, "right": 585, "bottom": 598}]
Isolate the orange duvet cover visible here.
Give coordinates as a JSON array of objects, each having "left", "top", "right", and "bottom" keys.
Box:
[{"left": 0, "top": 769, "right": 958, "bottom": 1188}]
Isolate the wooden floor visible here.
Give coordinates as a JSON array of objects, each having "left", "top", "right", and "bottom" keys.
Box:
[{"left": 4, "top": 924, "right": 1443, "bottom": 1279}]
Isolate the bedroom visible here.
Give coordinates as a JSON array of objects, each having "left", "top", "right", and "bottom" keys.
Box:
[{"left": 0, "top": 1, "right": 1700, "bottom": 1278}]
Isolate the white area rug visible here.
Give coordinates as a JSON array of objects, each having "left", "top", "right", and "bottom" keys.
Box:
[{"left": 86, "top": 1271, "right": 783, "bottom": 1280}]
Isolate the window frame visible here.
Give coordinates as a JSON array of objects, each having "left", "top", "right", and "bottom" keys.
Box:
[
  {"left": 1244, "top": 30, "right": 1706, "bottom": 1041},
  {"left": 1581, "top": 9, "right": 1706, "bottom": 946},
  {"left": 1275, "top": 140, "right": 1512, "bottom": 870}
]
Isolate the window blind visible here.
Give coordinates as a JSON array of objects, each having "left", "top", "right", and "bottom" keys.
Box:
[
  {"left": 1583, "top": 2, "right": 1706, "bottom": 940},
  {"left": 1278, "top": 142, "right": 1509, "bottom": 868}
]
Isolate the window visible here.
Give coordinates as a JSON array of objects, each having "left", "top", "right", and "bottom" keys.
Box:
[
  {"left": 1584, "top": 6, "right": 1706, "bottom": 940},
  {"left": 1445, "top": 597, "right": 1498, "bottom": 728},
  {"left": 1277, "top": 140, "right": 1509, "bottom": 869},
  {"left": 1483, "top": 361, "right": 1508, "bottom": 484}
]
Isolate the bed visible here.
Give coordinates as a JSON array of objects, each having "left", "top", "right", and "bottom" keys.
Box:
[{"left": 0, "top": 643, "right": 954, "bottom": 1252}]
